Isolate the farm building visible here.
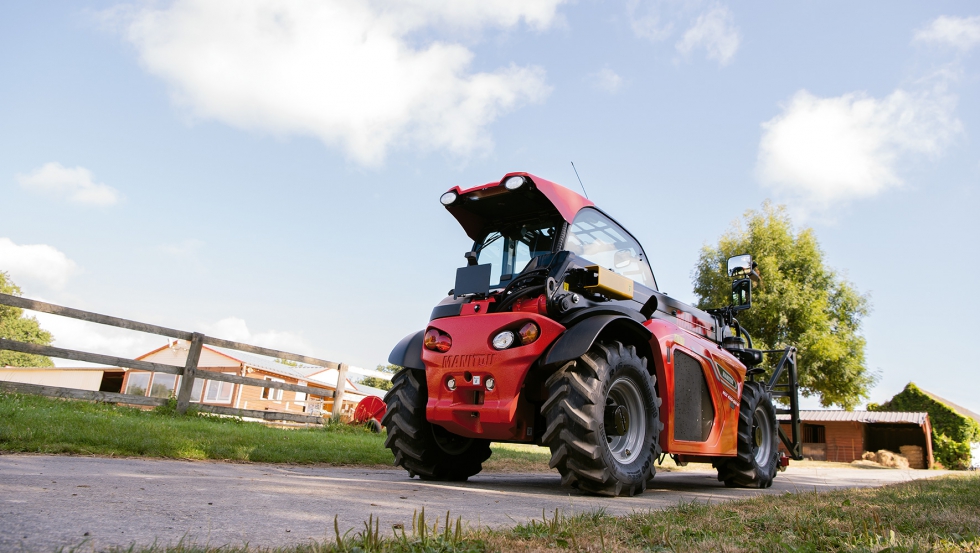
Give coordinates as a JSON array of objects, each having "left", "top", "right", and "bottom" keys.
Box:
[
  {"left": 119, "top": 340, "right": 366, "bottom": 418},
  {"left": 780, "top": 410, "right": 934, "bottom": 468},
  {"left": 0, "top": 365, "right": 125, "bottom": 392},
  {"left": 870, "top": 383, "right": 980, "bottom": 470}
]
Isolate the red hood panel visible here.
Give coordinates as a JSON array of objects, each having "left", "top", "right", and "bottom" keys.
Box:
[{"left": 445, "top": 172, "right": 594, "bottom": 241}]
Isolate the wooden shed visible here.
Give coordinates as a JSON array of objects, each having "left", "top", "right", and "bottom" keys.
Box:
[{"left": 780, "top": 410, "right": 934, "bottom": 468}]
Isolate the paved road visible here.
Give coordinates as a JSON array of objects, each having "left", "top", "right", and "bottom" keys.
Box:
[{"left": 0, "top": 454, "right": 948, "bottom": 552}]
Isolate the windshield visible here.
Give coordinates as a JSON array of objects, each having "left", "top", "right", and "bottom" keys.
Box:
[
  {"left": 565, "top": 208, "right": 657, "bottom": 290},
  {"left": 475, "top": 219, "right": 559, "bottom": 287}
]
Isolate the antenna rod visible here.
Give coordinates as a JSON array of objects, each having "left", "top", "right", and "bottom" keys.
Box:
[{"left": 570, "top": 161, "right": 589, "bottom": 199}]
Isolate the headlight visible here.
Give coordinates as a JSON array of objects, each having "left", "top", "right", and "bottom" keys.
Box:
[
  {"left": 503, "top": 176, "right": 525, "bottom": 190},
  {"left": 492, "top": 330, "right": 515, "bottom": 350},
  {"left": 440, "top": 191, "right": 458, "bottom": 205}
]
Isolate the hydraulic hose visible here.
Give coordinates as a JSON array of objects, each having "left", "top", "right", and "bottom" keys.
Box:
[{"left": 734, "top": 320, "right": 754, "bottom": 349}]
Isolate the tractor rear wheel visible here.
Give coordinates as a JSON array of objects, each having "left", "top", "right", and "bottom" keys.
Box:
[
  {"left": 714, "top": 381, "right": 779, "bottom": 488},
  {"left": 382, "top": 368, "right": 491, "bottom": 481},
  {"left": 541, "top": 341, "right": 662, "bottom": 497}
]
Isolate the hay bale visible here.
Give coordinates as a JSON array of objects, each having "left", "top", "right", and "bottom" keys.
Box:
[
  {"left": 899, "top": 445, "right": 926, "bottom": 469},
  {"left": 875, "top": 449, "right": 910, "bottom": 469}
]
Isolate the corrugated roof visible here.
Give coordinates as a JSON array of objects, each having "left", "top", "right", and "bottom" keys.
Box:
[
  {"left": 783, "top": 410, "right": 929, "bottom": 425},
  {"left": 212, "top": 348, "right": 322, "bottom": 379}
]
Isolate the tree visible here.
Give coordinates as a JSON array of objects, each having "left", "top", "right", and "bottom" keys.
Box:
[
  {"left": 358, "top": 364, "right": 399, "bottom": 391},
  {"left": 0, "top": 271, "right": 55, "bottom": 367},
  {"left": 692, "top": 202, "right": 874, "bottom": 409}
]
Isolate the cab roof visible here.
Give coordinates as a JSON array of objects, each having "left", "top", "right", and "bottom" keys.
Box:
[{"left": 444, "top": 172, "right": 594, "bottom": 241}]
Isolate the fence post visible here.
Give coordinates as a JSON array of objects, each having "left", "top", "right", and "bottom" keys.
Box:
[
  {"left": 331, "top": 363, "right": 349, "bottom": 419},
  {"left": 176, "top": 333, "right": 204, "bottom": 414}
]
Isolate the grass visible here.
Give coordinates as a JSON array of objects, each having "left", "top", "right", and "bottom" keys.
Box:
[
  {"left": 5, "top": 393, "right": 978, "bottom": 552},
  {"left": 0, "top": 392, "right": 395, "bottom": 465},
  {"left": 485, "top": 442, "right": 551, "bottom": 472},
  {"left": 0, "top": 392, "right": 549, "bottom": 470},
  {"left": 49, "top": 474, "right": 980, "bottom": 552}
]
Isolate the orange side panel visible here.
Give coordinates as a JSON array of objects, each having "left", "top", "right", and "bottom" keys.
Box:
[{"left": 645, "top": 319, "right": 746, "bottom": 457}]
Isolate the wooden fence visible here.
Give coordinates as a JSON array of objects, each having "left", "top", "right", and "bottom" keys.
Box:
[{"left": 0, "top": 292, "right": 356, "bottom": 424}]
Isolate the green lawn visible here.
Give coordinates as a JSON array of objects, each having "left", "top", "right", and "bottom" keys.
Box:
[
  {"left": 0, "top": 392, "right": 395, "bottom": 464},
  {"left": 0, "top": 392, "right": 552, "bottom": 469}
]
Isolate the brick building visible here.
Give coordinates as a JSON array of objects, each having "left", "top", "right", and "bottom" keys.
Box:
[{"left": 780, "top": 410, "right": 934, "bottom": 468}]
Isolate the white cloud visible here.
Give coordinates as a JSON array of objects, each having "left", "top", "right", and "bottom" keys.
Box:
[
  {"left": 201, "top": 316, "right": 311, "bottom": 354},
  {"left": 0, "top": 238, "right": 79, "bottom": 291},
  {"left": 16, "top": 162, "right": 120, "bottom": 206},
  {"left": 914, "top": 15, "right": 980, "bottom": 52},
  {"left": 109, "top": 0, "right": 563, "bottom": 165},
  {"left": 757, "top": 86, "right": 961, "bottom": 208},
  {"left": 34, "top": 312, "right": 164, "bottom": 367},
  {"left": 590, "top": 67, "right": 624, "bottom": 94},
  {"left": 34, "top": 313, "right": 321, "bottom": 368},
  {"left": 627, "top": 0, "right": 675, "bottom": 42},
  {"left": 675, "top": 5, "right": 739, "bottom": 65}
]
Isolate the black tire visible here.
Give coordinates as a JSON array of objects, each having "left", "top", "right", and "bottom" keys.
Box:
[
  {"left": 541, "top": 341, "right": 662, "bottom": 497},
  {"left": 714, "top": 381, "right": 779, "bottom": 488},
  {"left": 366, "top": 419, "right": 382, "bottom": 433},
  {"left": 381, "top": 368, "right": 491, "bottom": 481}
]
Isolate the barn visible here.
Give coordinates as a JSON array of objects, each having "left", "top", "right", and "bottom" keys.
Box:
[{"left": 781, "top": 410, "right": 934, "bottom": 468}]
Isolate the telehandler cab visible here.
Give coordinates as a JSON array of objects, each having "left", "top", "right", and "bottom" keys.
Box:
[{"left": 384, "top": 172, "right": 802, "bottom": 496}]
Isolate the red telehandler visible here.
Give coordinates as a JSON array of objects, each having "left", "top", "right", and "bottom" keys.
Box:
[{"left": 383, "top": 173, "right": 803, "bottom": 496}]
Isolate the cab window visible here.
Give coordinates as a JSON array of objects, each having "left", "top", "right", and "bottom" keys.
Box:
[
  {"left": 475, "top": 220, "right": 558, "bottom": 287},
  {"left": 564, "top": 208, "right": 656, "bottom": 289}
]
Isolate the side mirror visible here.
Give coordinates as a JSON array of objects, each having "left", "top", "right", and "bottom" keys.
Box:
[
  {"left": 732, "top": 278, "right": 751, "bottom": 311},
  {"left": 727, "top": 254, "right": 752, "bottom": 277}
]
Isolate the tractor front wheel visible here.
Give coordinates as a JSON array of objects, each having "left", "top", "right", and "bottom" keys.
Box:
[
  {"left": 382, "top": 368, "right": 491, "bottom": 481},
  {"left": 541, "top": 341, "right": 662, "bottom": 497},
  {"left": 714, "top": 381, "right": 779, "bottom": 488}
]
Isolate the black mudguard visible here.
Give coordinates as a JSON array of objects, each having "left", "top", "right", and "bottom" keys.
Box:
[
  {"left": 543, "top": 314, "right": 652, "bottom": 366},
  {"left": 388, "top": 330, "right": 425, "bottom": 370}
]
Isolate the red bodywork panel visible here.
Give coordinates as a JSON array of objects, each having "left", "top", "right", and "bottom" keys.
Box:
[
  {"left": 421, "top": 309, "right": 565, "bottom": 441},
  {"left": 445, "top": 172, "right": 594, "bottom": 241}
]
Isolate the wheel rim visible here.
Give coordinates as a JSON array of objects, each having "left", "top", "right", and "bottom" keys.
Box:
[
  {"left": 752, "top": 405, "right": 773, "bottom": 466},
  {"left": 431, "top": 424, "right": 472, "bottom": 455},
  {"left": 606, "top": 377, "right": 646, "bottom": 465}
]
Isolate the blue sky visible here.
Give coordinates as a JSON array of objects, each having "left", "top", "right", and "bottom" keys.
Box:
[{"left": 1, "top": 1, "right": 978, "bottom": 413}]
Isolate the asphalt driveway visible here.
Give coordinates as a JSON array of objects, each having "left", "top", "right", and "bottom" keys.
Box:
[{"left": 0, "top": 454, "right": 949, "bottom": 551}]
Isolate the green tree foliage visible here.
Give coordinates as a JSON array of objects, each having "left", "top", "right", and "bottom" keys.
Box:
[
  {"left": 692, "top": 203, "right": 874, "bottom": 409},
  {"left": 0, "top": 271, "right": 55, "bottom": 367},
  {"left": 869, "top": 382, "right": 979, "bottom": 470},
  {"left": 357, "top": 364, "right": 399, "bottom": 391}
]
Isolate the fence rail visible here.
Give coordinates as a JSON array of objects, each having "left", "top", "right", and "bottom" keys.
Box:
[
  {"left": 0, "top": 381, "right": 324, "bottom": 424},
  {"left": 0, "top": 293, "right": 357, "bottom": 423}
]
